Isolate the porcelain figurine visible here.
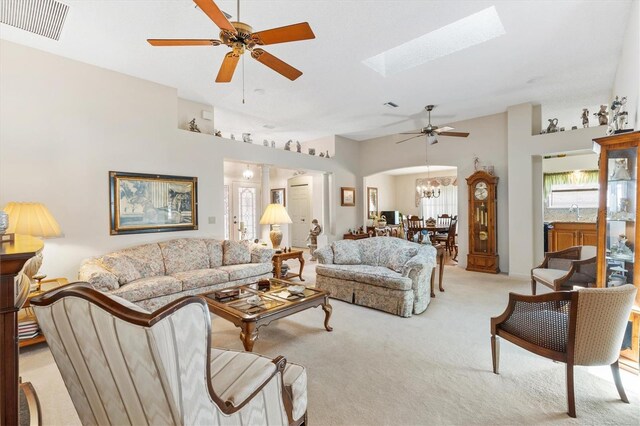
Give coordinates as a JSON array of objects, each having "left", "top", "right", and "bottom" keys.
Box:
[
  {"left": 308, "top": 148, "right": 316, "bottom": 155},
  {"left": 188, "top": 118, "right": 201, "bottom": 133},
  {"left": 296, "top": 141, "right": 302, "bottom": 153},
  {"left": 594, "top": 105, "right": 608, "bottom": 125},
  {"left": 285, "top": 140, "right": 292, "bottom": 151},
  {"left": 581, "top": 108, "right": 589, "bottom": 128},
  {"left": 546, "top": 118, "right": 559, "bottom": 133}
]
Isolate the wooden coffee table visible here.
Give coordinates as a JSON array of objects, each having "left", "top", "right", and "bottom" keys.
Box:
[{"left": 204, "top": 278, "right": 332, "bottom": 351}]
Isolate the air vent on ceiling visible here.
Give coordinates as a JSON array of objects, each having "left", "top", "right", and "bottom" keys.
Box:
[
  {"left": 263, "top": 124, "right": 276, "bottom": 129},
  {"left": 0, "top": 0, "right": 69, "bottom": 41},
  {"left": 383, "top": 101, "right": 399, "bottom": 108}
]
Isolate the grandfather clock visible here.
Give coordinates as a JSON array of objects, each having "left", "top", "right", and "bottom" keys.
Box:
[{"left": 466, "top": 170, "right": 499, "bottom": 273}]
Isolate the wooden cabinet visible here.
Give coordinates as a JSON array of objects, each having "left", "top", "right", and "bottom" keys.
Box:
[
  {"left": 593, "top": 130, "right": 640, "bottom": 372},
  {"left": 547, "top": 222, "right": 597, "bottom": 252}
]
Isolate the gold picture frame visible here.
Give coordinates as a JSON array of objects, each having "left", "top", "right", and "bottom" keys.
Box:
[{"left": 109, "top": 171, "right": 198, "bottom": 235}]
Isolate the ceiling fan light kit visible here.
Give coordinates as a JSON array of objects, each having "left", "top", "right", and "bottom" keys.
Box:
[{"left": 148, "top": 0, "right": 315, "bottom": 83}]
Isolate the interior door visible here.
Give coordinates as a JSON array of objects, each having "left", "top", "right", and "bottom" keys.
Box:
[
  {"left": 289, "top": 184, "right": 310, "bottom": 247},
  {"left": 231, "top": 182, "right": 261, "bottom": 241}
]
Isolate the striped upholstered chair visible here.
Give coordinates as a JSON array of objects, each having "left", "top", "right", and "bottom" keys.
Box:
[
  {"left": 31, "top": 283, "right": 307, "bottom": 425},
  {"left": 491, "top": 284, "right": 636, "bottom": 417}
]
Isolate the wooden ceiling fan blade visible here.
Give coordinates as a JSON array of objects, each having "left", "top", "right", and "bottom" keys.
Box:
[
  {"left": 251, "top": 49, "right": 302, "bottom": 80},
  {"left": 147, "top": 39, "right": 222, "bottom": 46},
  {"left": 400, "top": 132, "right": 424, "bottom": 135},
  {"left": 396, "top": 134, "right": 424, "bottom": 144},
  {"left": 193, "top": 0, "right": 237, "bottom": 34},
  {"left": 434, "top": 126, "right": 454, "bottom": 133},
  {"left": 439, "top": 131, "right": 470, "bottom": 137},
  {"left": 252, "top": 22, "right": 315, "bottom": 45},
  {"left": 215, "top": 53, "right": 239, "bottom": 83}
]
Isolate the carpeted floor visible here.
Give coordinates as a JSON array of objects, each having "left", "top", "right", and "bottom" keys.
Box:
[{"left": 20, "top": 260, "right": 640, "bottom": 425}]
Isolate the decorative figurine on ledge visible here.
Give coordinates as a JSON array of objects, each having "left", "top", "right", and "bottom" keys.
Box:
[
  {"left": 608, "top": 96, "right": 629, "bottom": 135},
  {"left": 581, "top": 108, "right": 589, "bottom": 128},
  {"left": 188, "top": 118, "right": 201, "bottom": 133},
  {"left": 271, "top": 140, "right": 276, "bottom": 148},
  {"left": 285, "top": 140, "right": 292, "bottom": 151},
  {"left": 594, "top": 105, "right": 608, "bottom": 126},
  {"left": 263, "top": 139, "right": 269, "bottom": 146},
  {"left": 296, "top": 141, "right": 302, "bottom": 153},
  {"left": 307, "top": 219, "right": 322, "bottom": 260},
  {"left": 546, "top": 118, "right": 559, "bottom": 133},
  {"left": 213, "top": 129, "right": 222, "bottom": 137}
]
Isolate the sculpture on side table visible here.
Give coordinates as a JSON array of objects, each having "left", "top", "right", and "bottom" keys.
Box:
[{"left": 307, "top": 219, "right": 322, "bottom": 261}]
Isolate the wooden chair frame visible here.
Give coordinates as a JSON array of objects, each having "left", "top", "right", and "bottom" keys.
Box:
[
  {"left": 491, "top": 290, "right": 629, "bottom": 418},
  {"left": 31, "top": 283, "right": 306, "bottom": 426},
  {"left": 531, "top": 246, "right": 596, "bottom": 295}
]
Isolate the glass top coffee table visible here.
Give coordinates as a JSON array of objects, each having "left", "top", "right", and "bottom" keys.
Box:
[{"left": 203, "top": 278, "right": 333, "bottom": 352}]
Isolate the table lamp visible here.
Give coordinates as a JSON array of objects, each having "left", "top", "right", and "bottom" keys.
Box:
[
  {"left": 259, "top": 203, "right": 292, "bottom": 252},
  {"left": 2, "top": 202, "right": 62, "bottom": 290}
]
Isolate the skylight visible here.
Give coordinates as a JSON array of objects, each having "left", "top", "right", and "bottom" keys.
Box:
[{"left": 362, "top": 6, "right": 506, "bottom": 77}]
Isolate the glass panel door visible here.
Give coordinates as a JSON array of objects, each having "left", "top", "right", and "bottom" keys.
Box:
[
  {"left": 231, "top": 182, "right": 261, "bottom": 241},
  {"left": 605, "top": 147, "right": 637, "bottom": 287}
]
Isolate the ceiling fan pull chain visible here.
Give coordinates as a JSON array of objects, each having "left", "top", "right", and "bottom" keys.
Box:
[{"left": 242, "top": 55, "right": 245, "bottom": 104}]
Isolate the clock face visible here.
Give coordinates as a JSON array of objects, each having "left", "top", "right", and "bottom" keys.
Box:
[{"left": 474, "top": 182, "right": 488, "bottom": 200}]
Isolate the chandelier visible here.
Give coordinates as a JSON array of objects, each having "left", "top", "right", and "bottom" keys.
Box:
[
  {"left": 416, "top": 181, "right": 440, "bottom": 199},
  {"left": 242, "top": 165, "right": 254, "bottom": 180}
]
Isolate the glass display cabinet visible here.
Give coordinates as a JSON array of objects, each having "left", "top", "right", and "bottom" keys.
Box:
[{"left": 593, "top": 130, "right": 640, "bottom": 372}]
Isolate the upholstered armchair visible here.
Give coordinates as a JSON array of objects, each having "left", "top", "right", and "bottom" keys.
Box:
[
  {"left": 490, "top": 285, "right": 636, "bottom": 417},
  {"left": 31, "top": 283, "right": 307, "bottom": 426},
  {"left": 531, "top": 246, "right": 596, "bottom": 294}
]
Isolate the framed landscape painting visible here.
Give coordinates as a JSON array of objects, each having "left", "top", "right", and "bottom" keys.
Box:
[
  {"left": 109, "top": 171, "right": 198, "bottom": 235},
  {"left": 271, "top": 188, "right": 286, "bottom": 206},
  {"left": 341, "top": 187, "right": 355, "bottom": 206}
]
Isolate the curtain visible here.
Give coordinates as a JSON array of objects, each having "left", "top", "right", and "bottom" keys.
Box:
[
  {"left": 543, "top": 170, "right": 598, "bottom": 198},
  {"left": 420, "top": 184, "right": 458, "bottom": 219}
]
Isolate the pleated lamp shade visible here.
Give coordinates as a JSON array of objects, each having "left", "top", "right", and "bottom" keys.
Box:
[
  {"left": 259, "top": 203, "right": 292, "bottom": 225},
  {"left": 3, "top": 202, "right": 62, "bottom": 238}
]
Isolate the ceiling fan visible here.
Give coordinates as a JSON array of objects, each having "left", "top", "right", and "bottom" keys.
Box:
[
  {"left": 396, "top": 105, "right": 469, "bottom": 145},
  {"left": 147, "top": 0, "right": 315, "bottom": 82}
]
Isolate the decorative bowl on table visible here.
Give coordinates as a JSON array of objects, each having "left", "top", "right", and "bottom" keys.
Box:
[{"left": 287, "top": 285, "right": 306, "bottom": 295}]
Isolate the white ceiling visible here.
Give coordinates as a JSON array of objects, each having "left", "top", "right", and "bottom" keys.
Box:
[{"left": 0, "top": 0, "right": 632, "bottom": 143}]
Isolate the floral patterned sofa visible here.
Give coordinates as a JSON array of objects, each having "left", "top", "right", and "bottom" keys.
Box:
[
  {"left": 314, "top": 237, "right": 436, "bottom": 317},
  {"left": 78, "top": 238, "right": 274, "bottom": 311}
]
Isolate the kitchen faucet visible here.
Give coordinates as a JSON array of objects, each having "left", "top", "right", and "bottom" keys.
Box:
[{"left": 569, "top": 204, "right": 581, "bottom": 220}]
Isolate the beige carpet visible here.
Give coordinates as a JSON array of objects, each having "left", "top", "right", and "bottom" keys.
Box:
[{"left": 20, "top": 261, "right": 640, "bottom": 425}]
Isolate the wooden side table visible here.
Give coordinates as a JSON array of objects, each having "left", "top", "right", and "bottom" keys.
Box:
[
  {"left": 621, "top": 307, "right": 640, "bottom": 373},
  {"left": 20, "top": 277, "right": 69, "bottom": 348},
  {"left": 430, "top": 244, "right": 445, "bottom": 298},
  {"left": 272, "top": 250, "right": 305, "bottom": 281},
  {"left": 343, "top": 233, "right": 369, "bottom": 240}
]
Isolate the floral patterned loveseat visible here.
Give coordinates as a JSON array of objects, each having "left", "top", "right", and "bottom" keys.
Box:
[
  {"left": 314, "top": 237, "right": 436, "bottom": 317},
  {"left": 78, "top": 238, "right": 274, "bottom": 311}
]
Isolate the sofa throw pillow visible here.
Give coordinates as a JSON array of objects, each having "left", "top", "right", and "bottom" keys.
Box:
[
  {"left": 223, "top": 240, "right": 252, "bottom": 265},
  {"left": 159, "top": 239, "right": 209, "bottom": 274},
  {"left": 100, "top": 253, "right": 141, "bottom": 285},
  {"left": 388, "top": 247, "right": 418, "bottom": 273},
  {"left": 332, "top": 240, "right": 362, "bottom": 265},
  {"left": 204, "top": 239, "right": 224, "bottom": 267}
]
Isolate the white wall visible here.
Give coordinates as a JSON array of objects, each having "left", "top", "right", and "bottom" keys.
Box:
[
  {"left": 507, "top": 103, "right": 608, "bottom": 278},
  {"left": 177, "top": 98, "right": 215, "bottom": 134},
  {"left": 0, "top": 41, "right": 359, "bottom": 279},
  {"left": 542, "top": 152, "right": 598, "bottom": 173},
  {"left": 359, "top": 113, "right": 509, "bottom": 272},
  {"left": 613, "top": 0, "right": 640, "bottom": 130},
  {"left": 363, "top": 173, "right": 396, "bottom": 219}
]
